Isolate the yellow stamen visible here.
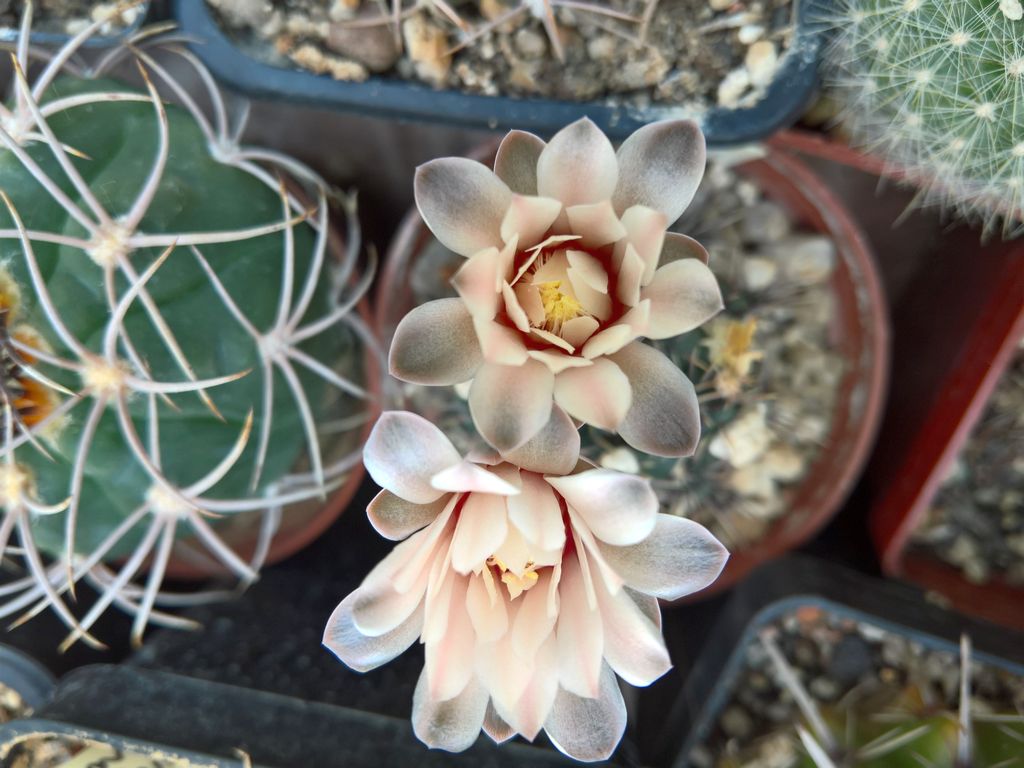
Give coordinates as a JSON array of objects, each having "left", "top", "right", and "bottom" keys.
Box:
[
  {"left": 537, "top": 280, "right": 584, "bottom": 333},
  {"left": 486, "top": 555, "right": 541, "bottom": 600}
]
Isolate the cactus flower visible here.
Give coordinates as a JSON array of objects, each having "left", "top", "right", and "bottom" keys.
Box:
[
  {"left": 389, "top": 118, "right": 723, "bottom": 457},
  {"left": 323, "top": 411, "right": 728, "bottom": 761}
]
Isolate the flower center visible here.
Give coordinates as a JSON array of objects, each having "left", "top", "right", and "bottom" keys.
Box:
[
  {"left": 537, "top": 280, "right": 584, "bottom": 332},
  {"left": 486, "top": 555, "right": 540, "bottom": 600}
]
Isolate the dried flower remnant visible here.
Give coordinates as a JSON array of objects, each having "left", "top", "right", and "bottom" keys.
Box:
[
  {"left": 324, "top": 411, "right": 728, "bottom": 760},
  {"left": 389, "top": 117, "right": 722, "bottom": 458}
]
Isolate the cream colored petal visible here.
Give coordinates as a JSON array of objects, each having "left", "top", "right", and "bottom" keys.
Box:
[
  {"left": 494, "top": 129, "right": 545, "bottom": 195},
  {"left": 536, "top": 118, "right": 618, "bottom": 207},
  {"left": 595, "top": 513, "right": 728, "bottom": 600},
  {"left": 611, "top": 119, "right": 706, "bottom": 223},
  {"left": 560, "top": 315, "right": 600, "bottom": 348},
  {"left": 609, "top": 341, "right": 701, "bottom": 457},
  {"left": 323, "top": 591, "right": 423, "bottom": 673},
  {"left": 451, "top": 247, "right": 504, "bottom": 319},
  {"left": 503, "top": 403, "right": 585, "bottom": 475},
  {"left": 553, "top": 359, "right": 632, "bottom": 431},
  {"left": 617, "top": 242, "right": 644, "bottom": 307},
  {"left": 555, "top": 551, "right": 604, "bottom": 698},
  {"left": 351, "top": 565, "right": 430, "bottom": 637},
  {"left": 616, "top": 205, "right": 668, "bottom": 286},
  {"left": 544, "top": 663, "right": 627, "bottom": 763},
  {"left": 451, "top": 492, "right": 509, "bottom": 573},
  {"left": 466, "top": 569, "right": 509, "bottom": 643},
  {"left": 389, "top": 298, "right": 483, "bottom": 386},
  {"left": 412, "top": 670, "right": 488, "bottom": 752},
  {"left": 593, "top": 574, "right": 670, "bottom": 687},
  {"left": 474, "top": 317, "right": 529, "bottom": 365},
  {"left": 546, "top": 468, "right": 657, "bottom": 546},
  {"left": 507, "top": 470, "right": 568, "bottom": 551},
  {"left": 565, "top": 200, "right": 627, "bottom": 247},
  {"left": 527, "top": 349, "right": 595, "bottom": 374},
  {"left": 501, "top": 194, "right": 562, "bottom": 249},
  {"left": 431, "top": 461, "right": 521, "bottom": 496},
  {"left": 620, "top": 299, "right": 651, "bottom": 337},
  {"left": 425, "top": 577, "right": 476, "bottom": 700},
  {"left": 514, "top": 282, "right": 546, "bottom": 325},
  {"left": 642, "top": 258, "right": 724, "bottom": 339},
  {"left": 565, "top": 250, "right": 609, "bottom": 293},
  {"left": 531, "top": 327, "right": 575, "bottom": 354},
  {"left": 511, "top": 570, "right": 559, "bottom": 662},
  {"left": 469, "top": 359, "right": 555, "bottom": 452},
  {"left": 367, "top": 490, "right": 450, "bottom": 541},
  {"left": 364, "top": 411, "right": 463, "bottom": 503},
  {"left": 415, "top": 157, "right": 511, "bottom": 257},
  {"left": 483, "top": 702, "right": 516, "bottom": 745},
  {"left": 581, "top": 323, "right": 634, "bottom": 360},
  {"left": 501, "top": 281, "right": 531, "bottom": 333},
  {"left": 514, "top": 631, "right": 560, "bottom": 741},
  {"left": 661, "top": 231, "right": 709, "bottom": 265},
  {"left": 531, "top": 248, "right": 571, "bottom": 284}
]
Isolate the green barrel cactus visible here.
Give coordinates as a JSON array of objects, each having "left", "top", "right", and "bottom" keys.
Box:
[
  {"left": 755, "top": 633, "right": 1024, "bottom": 768},
  {"left": 822, "top": 0, "right": 1024, "bottom": 238},
  {"left": 0, "top": 7, "right": 375, "bottom": 648}
]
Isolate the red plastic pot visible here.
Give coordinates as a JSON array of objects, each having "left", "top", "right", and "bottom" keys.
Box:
[
  {"left": 164, "top": 216, "right": 382, "bottom": 581},
  {"left": 377, "top": 142, "right": 889, "bottom": 599}
]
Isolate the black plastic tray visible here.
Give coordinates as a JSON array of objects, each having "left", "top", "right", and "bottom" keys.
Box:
[
  {"left": 26, "top": 665, "right": 595, "bottom": 767},
  {"left": 656, "top": 556, "right": 1024, "bottom": 768},
  {"left": 174, "top": 0, "right": 824, "bottom": 144},
  {"left": 0, "top": 645, "right": 55, "bottom": 713}
]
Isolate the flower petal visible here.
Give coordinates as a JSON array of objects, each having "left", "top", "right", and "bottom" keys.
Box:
[
  {"left": 544, "top": 663, "right": 627, "bottom": 763},
  {"left": 415, "top": 157, "right": 511, "bottom": 257},
  {"left": 555, "top": 552, "right": 604, "bottom": 698},
  {"left": 431, "top": 461, "right": 521, "bottom": 495},
  {"left": 537, "top": 118, "right": 618, "bottom": 207},
  {"left": 501, "top": 194, "right": 562, "bottom": 249},
  {"left": 508, "top": 470, "right": 568, "bottom": 552},
  {"left": 565, "top": 201, "right": 627, "bottom": 247},
  {"left": 494, "top": 129, "right": 545, "bottom": 195},
  {"left": 609, "top": 342, "right": 701, "bottom": 458},
  {"left": 642, "top": 258, "right": 724, "bottom": 339},
  {"left": 425, "top": 576, "right": 477, "bottom": 700},
  {"left": 483, "top": 702, "right": 517, "bottom": 745},
  {"left": 450, "top": 492, "right": 509, "bottom": 574},
  {"left": 501, "top": 405, "right": 580, "bottom": 477},
  {"left": 616, "top": 242, "right": 644, "bottom": 307},
  {"left": 545, "top": 468, "right": 657, "bottom": 546},
  {"left": 596, "top": 513, "right": 729, "bottom": 600},
  {"left": 323, "top": 591, "right": 423, "bottom": 673},
  {"left": 501, "top": 281, "right": 531, "bottom": 333},
  {"left": 466, "top": 571, "right": 509, "bottom": 642},
  {"left": 527, "top": 349, "right": 594, "bottom": 374},
  {"left": 514, "top": 282, "right": 546, "bottom": 325},
  {"left": 661, "top": 232, "right": 709, "bottom": 265},
  {"left": 553, "top": 358, "right": 632, "bottom": 431},
  {"left": 452, "top": 247, "right": 505, "bottom": 319},
  {"left": 515, "top": 631, "right": 560, "bottom": 740},
  {"left": 593, "top": 573, "right": 670, "bottom": 687},
  {"left": 412, "top": 670, "right": 488, "bottom": 752},
  {"left": 367, "top": 489, "right": 449, "bottom": 541},
  {"left": 364, "top": 411, "right": 463, "bottom": 504},
  {"left": 474, "top": 318, "right": 529, "bottom": 366},
  {"left": 560, "top": 316, "right": 600, "bottom": 349},
  {"left": 581, "top": 323, "right": 634, "bottom": 360},
  {"left": 469, "top": 359, "right": 555, "bottom": 452},
  {"left": 565, "top": 250, "right": 609, "bottom": 293},
  {"left": 616, "top": 205, "right": 668, "bottom": 286},
  {"left": 390, "top": 299, "right": 483, "bottom": 386},
  {"left": 612, "top": 119, "right": 706, "bottom": 223}
]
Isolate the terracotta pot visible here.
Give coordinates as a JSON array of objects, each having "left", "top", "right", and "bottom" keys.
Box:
[
  {"left": 163, "top": 216, "right": 382, "bottom": 581},
  {"left": 866, "top": 240, "right": 1024, "bottom": 629},
  {"left": 377, "top": 142, "right": 889, "bottom": 600}
]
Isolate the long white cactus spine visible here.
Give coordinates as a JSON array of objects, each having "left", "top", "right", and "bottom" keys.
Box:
[{"left": 0, "top": 6, "right": 378, "bottom": 648}]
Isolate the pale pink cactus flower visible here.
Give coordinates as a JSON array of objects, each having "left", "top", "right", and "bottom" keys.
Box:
[
  {"left": 389, "top": 118, "right": 723, "bottom": 458},
  {"left": 323, "top": 411, "right": 728, "bottom": 761}
]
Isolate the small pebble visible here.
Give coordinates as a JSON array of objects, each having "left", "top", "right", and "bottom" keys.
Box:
[
  {"left": 514, "top": 28, "right": 547, "bottom": 59},
  {"left": 717, "top": 67, "right": 750, "bottom": 108},
  {"left": 742, "top": 256, "right": 778, "bottom": 291},
  {"left": 745, "top": 40, "right": 778, "bottom": 88},
  {"left": 738, "top": 24, "right": 765, "bottom": 44},
  {"left": 709, "top": 0, "right": 734, "bottom": 10}
]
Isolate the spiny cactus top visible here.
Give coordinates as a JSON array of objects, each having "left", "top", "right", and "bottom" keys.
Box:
[
  {"left": 0, "top": 8, "right": 376, "bottom": 649},
  {"left": 824, "top": 0, "right": 1024, "bottom": 238}
]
